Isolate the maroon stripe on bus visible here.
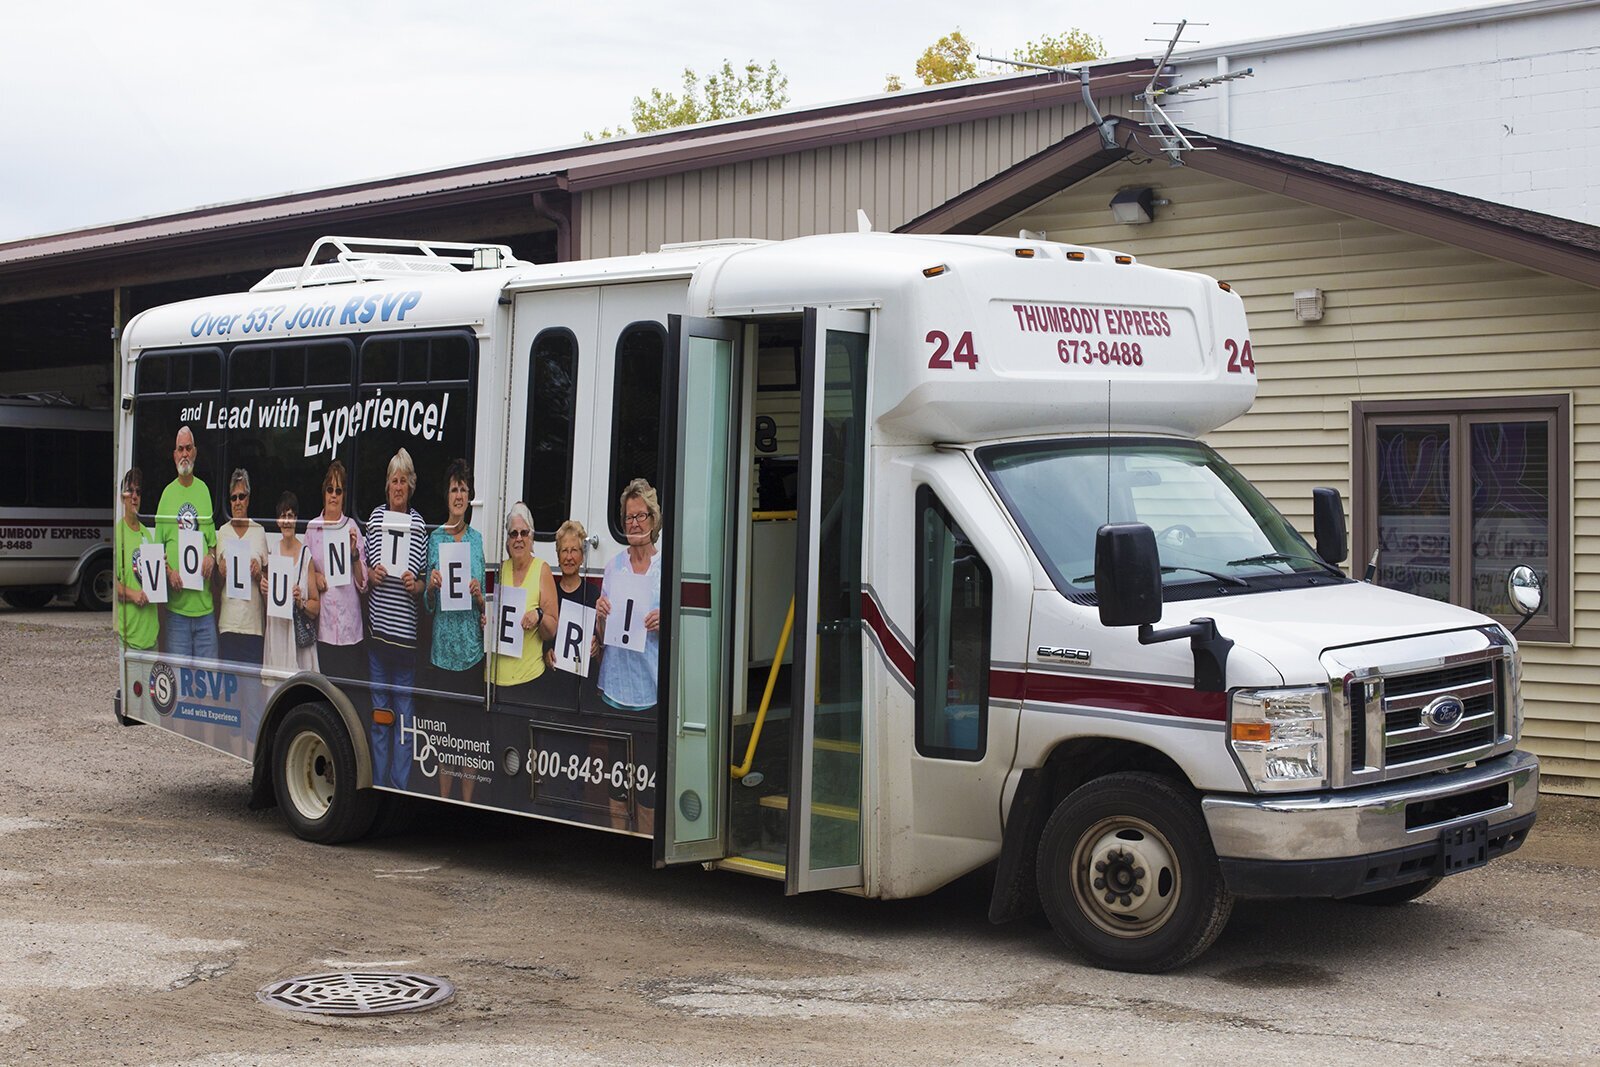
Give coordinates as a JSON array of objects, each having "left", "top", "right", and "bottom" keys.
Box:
[
  {"left": 860, "top": 590, "right": 914, "bottom": 683},
  {"left": 681, "top": 580, "right": 711, "bottom": 610},
  {"left": 996, "top": 668, "right": 1226, "bottom": 721}
]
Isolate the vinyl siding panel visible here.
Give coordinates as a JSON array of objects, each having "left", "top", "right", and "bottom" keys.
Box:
[
  {"left": 999, "top": 161, "right": 1600, "bottom": 796},
  {"left": 575, "top": 97, "right": 1146, "bottom": 256}
]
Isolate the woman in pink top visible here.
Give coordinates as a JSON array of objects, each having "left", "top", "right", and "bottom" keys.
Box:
[{"left": 305, "top": 459, "right": 367, "bottom": 683}]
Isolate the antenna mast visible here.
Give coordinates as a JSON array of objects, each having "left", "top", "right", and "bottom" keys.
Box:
[
  {"left": 982, "top": 20, "right": 1257, "bottom": 165},
  {"left": 1134, "top": 20, "right": 1254, "bottom": 165}
]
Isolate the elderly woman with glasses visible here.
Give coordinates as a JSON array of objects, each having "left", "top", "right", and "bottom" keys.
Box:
[
  {"left": 305, "top": 459, "right": 366, "bottom": 683},
  {"left": 213, "top": 467, "right": 268, "bottom": 667},
  {"left": 486, "top": 501, "right": 557, "bottom": 703},
  {"left": 592, "top": 478, "right": 662, "bottom": 834}
]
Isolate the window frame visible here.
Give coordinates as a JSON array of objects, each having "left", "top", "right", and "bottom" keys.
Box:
[
  {"left": 1351, "top": 394, "right": 1570, "bottom": 643},
  {"left": 522, "top": 327, "right": 580, "bottom": 542},
  {"left": 913, "top": 485, "right": 991, "bottom": 762},
  {"left": 606, "top": 320, "right": 668, "bottom": 542}
]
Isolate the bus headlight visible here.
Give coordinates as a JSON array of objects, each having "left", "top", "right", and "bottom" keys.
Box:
[{"left": 1229, "top": 685, "right": 1329, "bottom": 792}]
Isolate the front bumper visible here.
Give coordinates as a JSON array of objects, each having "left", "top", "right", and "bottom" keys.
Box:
[{"left": 1202, "top": 750, "right": 1538, "bottom": 898}]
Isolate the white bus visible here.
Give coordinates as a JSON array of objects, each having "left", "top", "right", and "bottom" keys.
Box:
[
  {"left": 113, "top": 233, "right": 1539, "bottom": 972},
  {"left": 0, "top": 399, "right": 114, "bottom": 610}
]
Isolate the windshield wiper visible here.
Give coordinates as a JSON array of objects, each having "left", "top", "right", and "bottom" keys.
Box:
[
  {"left": 1226, "top": 551, "right": 1344, "bottom": 577},
  {"left": 1071, "top": 565, "right": 1248, "bottom": 588},
  {"left": 1163, "top": 565, "right": 1250, "bottom": 587}
]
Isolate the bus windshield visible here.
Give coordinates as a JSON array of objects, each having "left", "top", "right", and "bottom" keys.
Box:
[{"left": 979, "top": 437, "right": 1341, "bottom": 597}]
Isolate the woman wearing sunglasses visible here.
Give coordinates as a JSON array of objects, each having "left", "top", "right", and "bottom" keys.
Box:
[
  {"left": 213, "top": 468, "right": 267, "bottom": 667},
  {"left": 486, "top": 501, "right": 557, "bottom": 704},
  {"left": 305, "top": 459, "right": 367, "bottom": 684}
]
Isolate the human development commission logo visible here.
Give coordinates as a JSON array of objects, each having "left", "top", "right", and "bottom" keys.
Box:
[{"left": 148, "top": 662, "right": 177, "bottom": 716}]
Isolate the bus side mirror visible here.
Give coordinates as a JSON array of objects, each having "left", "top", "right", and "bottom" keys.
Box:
[
  {"left": 1507, "top": 565, "right": 1544, "bottom": 635},
  {"left": 1312, "top": 487, "right": 1347, "bottom": 565},
  {"left": 1096, "top": 523, "right": 1163, "bottom": 628}
]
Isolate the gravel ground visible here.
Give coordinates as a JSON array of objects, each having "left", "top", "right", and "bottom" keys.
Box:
[{"left": 1, "top": 606, "right": 1597, "bottom": 1066}]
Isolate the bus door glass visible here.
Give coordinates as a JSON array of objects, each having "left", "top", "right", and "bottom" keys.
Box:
[
  {"left": 787, "top": 308, "right": 870, "bottom": 894},
  {"left": 657, "top": 316, "right": 743, "bottom": 864}
]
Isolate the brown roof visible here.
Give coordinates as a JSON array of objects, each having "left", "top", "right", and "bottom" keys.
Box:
[
  {"left": 901, "top": 117, "right": 1600, "bottom": 287},
  {"left": 0, "top": 64, "right": 1156, "bottom": 272}
]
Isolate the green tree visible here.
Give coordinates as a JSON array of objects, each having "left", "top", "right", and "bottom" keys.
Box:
[
  {"left": 587, "top": 59, "right": 790, "bottom": 139},
  {"left": 889, "top": 27, "right": 1105, "bottom": 90},
  {"left": 1013, "top": 29, "right": 1105, "bottom": 68},
  {"left": 913, "top": 30, "right": 977, "bottom": 85}
]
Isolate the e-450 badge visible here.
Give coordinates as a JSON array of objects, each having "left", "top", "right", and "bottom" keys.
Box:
[{"left": 1036, "top": 646, "right": 1091, "bottom": 664}]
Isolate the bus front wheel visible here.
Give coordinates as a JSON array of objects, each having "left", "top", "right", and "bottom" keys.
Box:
[
  {"left": 1036, "top": 772, "right": 1233, "bottom": 973},
  {"left": 272, "top": 702, "right": 380, "bottom": 844}
]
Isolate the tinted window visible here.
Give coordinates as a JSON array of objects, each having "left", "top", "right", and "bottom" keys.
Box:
[
  {"left": 608, "top": 323, "right": 665, "bottom": 538},
  {"left": 524, "top": 329, "right": 579, "bottom": 539}
]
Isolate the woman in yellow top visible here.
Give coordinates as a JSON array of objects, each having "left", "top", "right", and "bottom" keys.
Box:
[{"left": 487, "top": 501, "right": 557, "bottom": 700}]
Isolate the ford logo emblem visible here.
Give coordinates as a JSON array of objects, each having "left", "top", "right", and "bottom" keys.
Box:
[{"left": 1423, "top": 696, "right": 1466, "bottom": 733}]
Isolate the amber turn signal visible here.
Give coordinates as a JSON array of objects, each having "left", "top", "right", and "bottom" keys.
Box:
[
  {"left": 373, "top": 708, "right": 395, "bottom": 726},
  {"left": 1231, "top": 722, "right": 1272, "bottom": 743}
]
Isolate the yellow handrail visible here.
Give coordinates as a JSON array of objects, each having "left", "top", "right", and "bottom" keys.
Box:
[{"left": 731, "top": 597, "right": 795, "bottom": 779}]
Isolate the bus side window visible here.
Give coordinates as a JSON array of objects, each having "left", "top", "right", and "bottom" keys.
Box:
[
  {"left": 524, "top": 328, "right": 579, "bottom": 540},
  {"left": 608, "top": 322, "right": 666, "bottom": 540},
  {"left": 914, "top": 486, "right": 990, "bottom": 761}
]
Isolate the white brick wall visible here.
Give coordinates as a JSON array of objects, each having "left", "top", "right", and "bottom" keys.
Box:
[{"left": 1157, "top": 2, "right": 1600, "bottom": 224}]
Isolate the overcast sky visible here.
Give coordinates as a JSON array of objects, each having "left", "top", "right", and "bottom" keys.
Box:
[{"left": 1, "top": 0, "right": 1501, "bottom": 244}]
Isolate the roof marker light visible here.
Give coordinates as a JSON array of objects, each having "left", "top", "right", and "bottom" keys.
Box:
[
  {"left": 922, "top": 264, "right": 947, "bottom": 278},
  {"left": 1218, "top": 281, "right": 1233, "bottom": 292},
  {"left": 1114, "top": 255, "right": 1134, "bottom": 265},
  {"left": 1065, "top": 251, "right": 1086, "bottom": 262},
  {"left": 1015, "top": 248, "right": 1036, "bottom": 258}
]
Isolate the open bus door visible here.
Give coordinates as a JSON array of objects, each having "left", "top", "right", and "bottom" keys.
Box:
[
  {"left": 657, "top": 316, "right": 743, "bottom": 865},
  {"left": 786, "top": 308, "right": 869, "bottom": 893}
]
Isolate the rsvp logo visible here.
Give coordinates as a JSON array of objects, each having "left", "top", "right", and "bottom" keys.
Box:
[
  {"left": 148, "top": 662, "right": 177, "bottom": 716},
  {"left": 180, "top": 668, "right": 240, "bottom": 704}
]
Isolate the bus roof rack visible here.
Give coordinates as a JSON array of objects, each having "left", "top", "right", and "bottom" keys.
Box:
[{"left": 251, "top": 236, "right": 525, "bottom": 292}]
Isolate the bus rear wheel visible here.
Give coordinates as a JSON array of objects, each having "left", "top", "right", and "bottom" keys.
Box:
[
  {"left": 1037, "top": 772, "right": 1233, "bottom": 973},
  {"left": 272, "top": 702, "right": 380, "bottom": 844},
  {"left": 77, "top": 557, "right": 114, "bottom": 611}
]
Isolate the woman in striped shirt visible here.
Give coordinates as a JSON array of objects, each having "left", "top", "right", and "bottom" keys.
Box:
[{"left": 365, "top": 448, "right": 428, "bottom": 790}]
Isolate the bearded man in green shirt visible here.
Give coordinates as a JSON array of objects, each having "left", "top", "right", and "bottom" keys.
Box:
[{"left": 157, "top": 425, "right": 219, "bottom": 659}]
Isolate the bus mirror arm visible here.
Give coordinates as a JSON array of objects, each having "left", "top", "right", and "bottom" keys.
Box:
[{"left": 1138, "top": 618, "right": 1233, "bottom": 693}]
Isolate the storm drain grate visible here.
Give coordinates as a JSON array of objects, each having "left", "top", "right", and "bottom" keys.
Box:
[{"left": 257, "top": 971, "right": 455, "bottom": 1017}]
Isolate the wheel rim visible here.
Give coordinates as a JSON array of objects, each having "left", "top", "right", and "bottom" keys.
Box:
[
  {"left": 90, "top": 568, "right": 114, "bottom": 607},
  {"left": 285, "top": 729, "right": 336, "bottom": 820},
  {"left": 1069, "top": 815, "right": 1181, "bottom": 938}
]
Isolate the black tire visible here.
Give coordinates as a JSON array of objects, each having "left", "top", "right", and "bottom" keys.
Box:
[
  {"left": 77, "top": 557, "right": 114, "bottom": 611},
  {"left": 2, "top": 588, "right": 54, "bottom": 610},
  {"left": 1037, "top": 771, "right": 1233, "bottom": 973},
  {"left": 272, "top": 701, "right": 380, "bottom": 844},
  {"left": 1343, "top": 877, "right": 1441, "bottom": 906}
]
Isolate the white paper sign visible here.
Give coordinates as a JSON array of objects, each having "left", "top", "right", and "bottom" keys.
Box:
[
  {"left": 267, "top": 555, "right": 296, "bottom": 620},
  {"left": 135, "top": 544, "right": 168, "bottom": 604},
  {"left": 222, "top": 539, "right": 253, "bottom": 601},
  {"left": 553, "top": 603, "right": 596, "bottom": 678},
  {"left": 177, "top": 529, "right": 205, "bottom": 589},
  {"left": 380, "top": 511, "right": 413, "bottom": 575},
  {"left": 322, "top": 523, "right": 353, "bottom": 589},
  {"left": 492, "top": 584, "right": 528, "bottom": 659},
  {"left": 602, "top": 569, "right": 652, "bottom": 651},
  {"left": 438, "top": 541, "right": 472, "bottom": 611}
]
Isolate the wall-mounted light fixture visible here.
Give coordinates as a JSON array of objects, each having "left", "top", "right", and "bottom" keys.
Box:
[
  {"left": 1109, "top": 187, "right": 1168, "bottom": 225},
  {"left": 1293, "top": 288, "right": 1325, "bottom": 322}
]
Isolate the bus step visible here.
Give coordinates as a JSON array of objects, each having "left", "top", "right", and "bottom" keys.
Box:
[{"left": 757, "top": 795, "right": 859, "bottom": 822}]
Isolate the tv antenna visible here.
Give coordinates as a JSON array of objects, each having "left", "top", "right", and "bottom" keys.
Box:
[
  {"left": 979, "top": 19, "right": 1255, "bottom": 163},
  {"left": 1134, "top": 20, "right": 1254, "bottom": 164}
]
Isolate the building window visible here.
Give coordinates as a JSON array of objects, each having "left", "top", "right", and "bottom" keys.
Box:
[
  {"left": 1353, "top": 395, "right": 1569, "bottom": 642},
  {"left": 914, "top": 486, "right": 990, "bottom": 760}
]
